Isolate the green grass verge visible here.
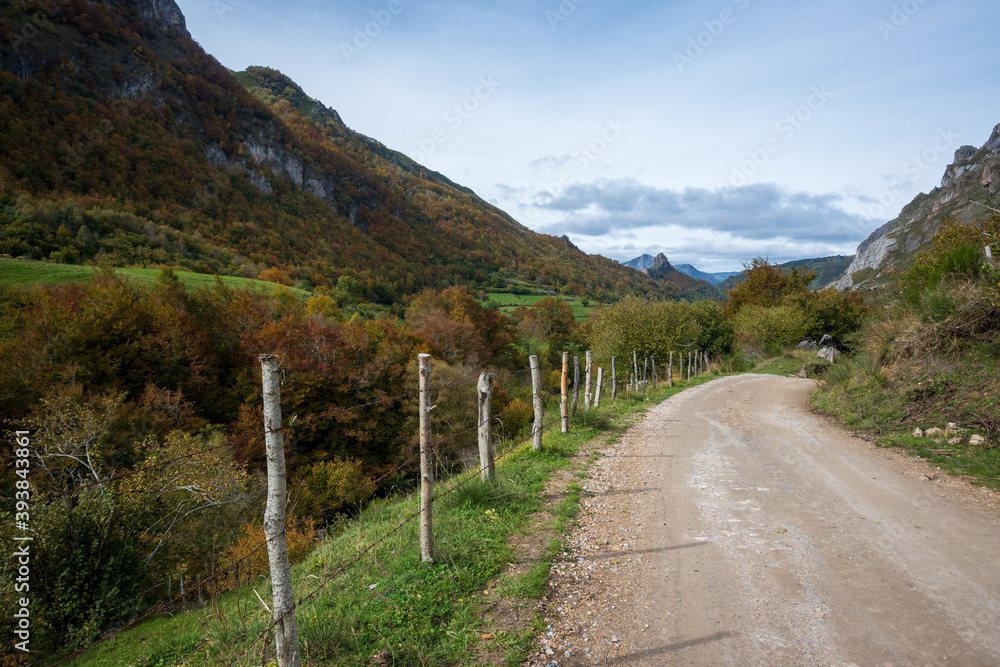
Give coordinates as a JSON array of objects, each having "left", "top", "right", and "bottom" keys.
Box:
[
  {"left": 812, "top": 345, "right": 1000, "bottom": 491},
  {"left": 0, "top": 258, "right": 314, "bottom": 300},
  {"left": 62, "top": 375, "right": 720, "bottom": 667},
  {"left": 750, "top": 349, "right": 830, "bottom": 378}
]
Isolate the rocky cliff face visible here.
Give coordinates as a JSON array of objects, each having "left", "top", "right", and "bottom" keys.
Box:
[
  {"left": 837, "top": 124, "right": 1000, "bottom": 291},
  {"left": 134, "top": 0, "right": 190, "bottom": 38}
]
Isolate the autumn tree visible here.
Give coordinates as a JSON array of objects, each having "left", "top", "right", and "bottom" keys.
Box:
[
  {"left": 723, "top": 257, "right": 816, "bottom": 316},
  {"left": 406, "top": 286, "right": 516, "bottom": 366},
  {"left": 512, "top": 297, "right": 581, "bottom": 366}
]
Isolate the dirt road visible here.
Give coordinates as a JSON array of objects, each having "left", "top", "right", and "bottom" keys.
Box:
[{"left": 528, "top": 374, "right": 1000, "bottom": 666}]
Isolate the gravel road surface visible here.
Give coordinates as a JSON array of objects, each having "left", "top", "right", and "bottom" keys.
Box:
[{"left": 527, "top": 374, "right": 1000, "bottom": 666}]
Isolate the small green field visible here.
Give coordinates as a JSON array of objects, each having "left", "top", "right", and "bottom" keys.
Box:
[
  {"left": 0, "top": 258, "right": 314, "bottom": 300},
  {"left": 485, "top": 292, "right": 599, "bottom": 320}
]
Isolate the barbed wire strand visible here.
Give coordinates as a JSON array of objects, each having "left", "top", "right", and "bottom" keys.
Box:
[
  {"left": 222, "top": 414, "right": 563, "bottom": 666},
  {"left": 45, "top": 364, "right": 568, "bottom": 663}
]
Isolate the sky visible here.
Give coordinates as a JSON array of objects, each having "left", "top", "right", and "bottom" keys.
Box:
[{"left": 173, "top": 0, "right": 1000, "bottom": 272}]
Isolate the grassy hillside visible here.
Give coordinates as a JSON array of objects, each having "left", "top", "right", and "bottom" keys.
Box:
[
  {"left": 59, "top": 377, "right": 719, "bottom": 666},
  {"left": 0, "top": 257, "right": 314, "bottom": 298},
  {"left": 812, "top": 221, "right": 1000, "bottom": 490},
  {"left": 486, "top": 291, "right": 597, "bottom": 320}
]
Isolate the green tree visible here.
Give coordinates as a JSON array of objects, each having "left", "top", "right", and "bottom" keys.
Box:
[
  {"left": 723, "top": 257, "right": 815, "bottom": 316},
  {"left": 590, "top": 296, "right": 702, "bottom": 367}
]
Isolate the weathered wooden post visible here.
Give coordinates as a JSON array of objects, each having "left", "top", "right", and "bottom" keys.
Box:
[
  {"left": 669, "top": 351, "right": 674, "bottom": 388},
  {"left": 530, "top": 355, "right": 544, "bottom": 449},
  {"left": 477, "top": 371, "right": 495, "bottom": 480},
  {"left": 560, "top": 351, "right": 570, "bottom": 432},
  {"left": 642, "top": 357, "right": 648, "bottom": 392},
  {"left": 652, "top": 357, "right": 657, "bottom": 389},
  {"left": 571, "top": 355, "right": 580, "bottom": 412},
  {"left": 632, "top": 351, "right": 639, "bottom": 392},
  {"left": 594, "top": 367, "right": 604, "bottom": 407},
  {"left": 418, "top": 354, "right": 434, "bottom": 563},
  {"left": 259, "top": 354, "right": 302, "bottom": 667},
  {"left": 704, "top": 351, "right": 710, "bottom": 374},
  {"left": 584, "top": 350, "right": 593, "bottom": 410},
  {"left": 687, "top": 351, "right": 692, "bottom": 382},
  {"left": 611, "top": 357, "right": 618, "bottom": 400}
]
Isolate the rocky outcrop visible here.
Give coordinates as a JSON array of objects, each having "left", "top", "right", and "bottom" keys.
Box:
[
  {"left": 942, "top": 146, "right": 978, "bottom": 188},
  {"left": 648, "top": 252, "right": 671, "bottom": 272},
  {"left": 134, "top": 0, "right": 190, "bottom": 38},
  {"left": 561, "top": 235, "right": 581, "bottom": 252},
  {"left": 837, "top": 124, "right": 1000, "bottom": 291}
]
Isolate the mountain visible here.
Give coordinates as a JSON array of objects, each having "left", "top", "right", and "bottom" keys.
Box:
[
  {"left": 673, "top": 263, "right": 740, "bottom": 286},
  {"left": 0, "top": 0, "right": 703, "bottom": 303},
  {"left": 718, "top": 255, "right": 855, "bottom": 292},
  {"left": 621, "top": 253, "right": 718, "bottom": 298},
  {"left": 622, "top": 254, "right": 657, "bottom": 272},
  {"left": 837, "top": 124, "right": 1000, "bottom": 291}
]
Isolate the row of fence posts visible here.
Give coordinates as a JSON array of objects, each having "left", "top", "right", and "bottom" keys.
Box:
[{"left": 255, "top": 348, "right": 713, "bottom": 666}]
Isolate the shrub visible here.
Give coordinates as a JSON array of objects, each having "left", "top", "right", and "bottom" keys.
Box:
[
  {"left": 590, "top": 295, "right": 703, "bottom": 366},
  {"left": 733, "top": 304, "right": 810, "bottom": 354},
  {"left": 217, "top": 517, "right": 317, "bottom": 592},
  {"left": 495, "top": 396, "right": 533, "bottom": 442},
  {"left": 258, "top": 267, "right": 292, "bottom": 285},
  {"left": 293, "top": 457, "right": 376, "bottom": 523}
]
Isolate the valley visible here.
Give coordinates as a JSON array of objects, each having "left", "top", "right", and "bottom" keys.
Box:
[{"left": 2, "top": 0, "right": 1000, "bottom": 665}]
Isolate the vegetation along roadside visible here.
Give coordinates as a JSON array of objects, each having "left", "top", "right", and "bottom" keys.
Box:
[{"left": 812, "top": 217, "right": 1000, "bottom": 491}]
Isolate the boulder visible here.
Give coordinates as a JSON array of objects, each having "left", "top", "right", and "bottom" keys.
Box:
[
  {"left": 925, "top": 427, "right": 946, "bottom": 438},
  {"left": 819, "top": 334, "right": 839, "bottom": 349},
  {"left": 796, "top": 338, "right": 819, "bottom": 351},
  {"left": 970, "top": 434, "right": 987, "bottom": 447},
  {"left": 912, "top": 428, "right": 924, "bottom": 438},
  {"left": 816, "top": 347, "right": 838, "bottom": 363},
  {"left": 948, "top": 436, "right": 963, "bottom": 446}
]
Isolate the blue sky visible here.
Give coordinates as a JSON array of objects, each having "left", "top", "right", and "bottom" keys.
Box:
[{"left": 175, "top": 0, "right": 1000, "bottom": 271}]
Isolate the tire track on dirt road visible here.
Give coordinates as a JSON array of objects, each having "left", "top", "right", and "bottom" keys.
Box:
[{"left": 526, "top": 374, "right": 1000, "bottom": 666}]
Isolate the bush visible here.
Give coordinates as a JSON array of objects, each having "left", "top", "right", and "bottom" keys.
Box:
[
  {"left": 590, "top": 295, "right": 703, "bottom": 367},
  {"left": 733, "top": 304, "right": 810, "bottom": 355},
  {"left": 217, "top": 518, "right": 317, "bottom": 592},
  {"left": 495, "top": 396, "right": 533, "bottom": 441},
  {"left": 293, "top": 457, "right": 376, "bottom": 523}
]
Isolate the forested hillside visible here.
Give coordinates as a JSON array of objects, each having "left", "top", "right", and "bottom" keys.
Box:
[
  {"left": 0, "top": 0, "right": 725, "bottom": 658},
  {"left": 0, "top": 0, "right": 702, "bottom": 303}
]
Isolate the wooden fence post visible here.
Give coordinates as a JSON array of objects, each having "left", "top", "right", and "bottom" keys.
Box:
[
  {"left": 584, "top": 350, "right": 593, "bottom": 410},
  {"left": 652, "top": 357, "right": 657, "bottom": 389},
  {"left": 477, "top": 371, "right": 495, "bottom": 480},
  {"left": 530, "top": 355, "right": 544, "bottom": 449},
  {"left": 642, "top": 357, "right": 648, "bottom": 392},
  {"left": 418, "top": 354, "right": 434, "bottom": 563},
  {"left": 259, "top": 355, "right": 302, "bottom": 667},
  {"left": 632, "top": 351, "right": 639, "bottom": 392},
  {"left": 561, "top": 351, "right": 569, "bottom": 433},
  {"left": 669, "top": 351, "right": 674, "bottom": 388},
  {"left": 594, "top": 367, "right": 604, "bottom": 407},
  {"left": 687, "top": 351, "right": 692, "bottom": 382},
  {"left": 571, "top": 356, "right": 580, "bottom": 412},
  {"left": 611, "top": 357, "right": 618, "bottom": 400}
]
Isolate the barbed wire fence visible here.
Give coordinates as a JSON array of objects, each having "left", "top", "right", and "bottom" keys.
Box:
[{"left": 40, "top": 346, "right": 713, "bottom": 665}]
